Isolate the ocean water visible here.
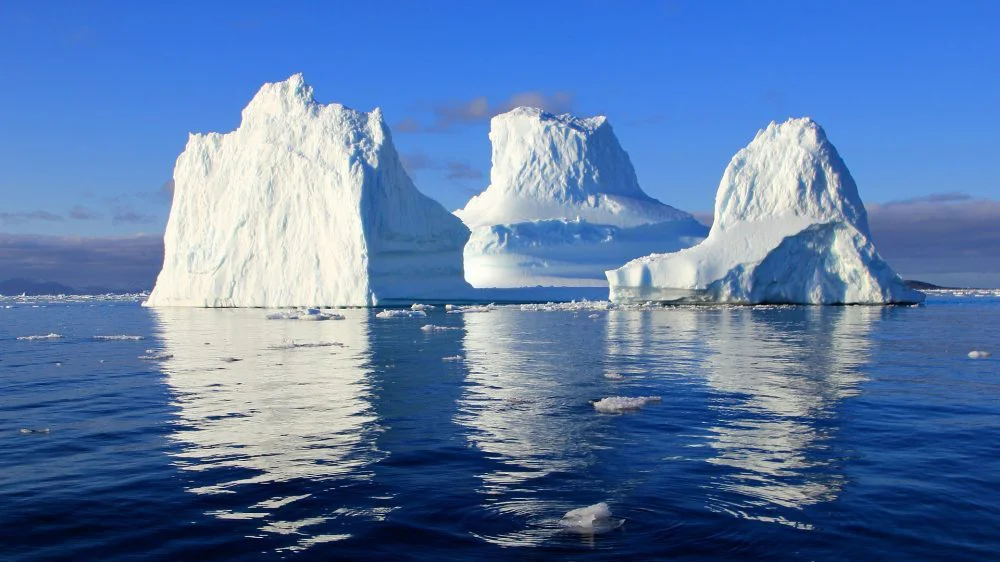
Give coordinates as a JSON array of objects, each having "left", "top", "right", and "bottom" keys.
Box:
[{"left": 1, "top": 294, "right": 998, "bottom": 561}]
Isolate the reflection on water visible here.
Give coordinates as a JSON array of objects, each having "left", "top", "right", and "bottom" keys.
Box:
[
  {"left": 698, "top": 307, "right": 878, "bottom": 527},
  {"left": 456, "top": 309, "right": 616, "bottom": 547},
  {"left": 151, "top": 308, "right": 385, "bottom": 550},
  {"left": 150, "top": 303, "right": 882, "bottom": 551}
]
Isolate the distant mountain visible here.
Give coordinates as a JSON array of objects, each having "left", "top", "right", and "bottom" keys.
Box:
[{"left": 0, "top": 278, "right": 144, "bottom": 296}]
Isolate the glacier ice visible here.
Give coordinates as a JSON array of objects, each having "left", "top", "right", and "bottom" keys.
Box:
[
  {"left": 455, "top": 107, "right": 707, "bottom": 288},
  {"left": 145, "top": 74, "right": 471, "bottom": 308},
  {"left": 607, "top": 117, "right": 925, "bottom": 305}
]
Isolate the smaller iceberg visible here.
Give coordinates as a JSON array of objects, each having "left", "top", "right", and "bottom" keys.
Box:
[{"left": 606, "top": 118, "right": 925, "bottom": 305}]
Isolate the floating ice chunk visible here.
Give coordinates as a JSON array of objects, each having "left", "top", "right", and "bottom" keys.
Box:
[
  {"left": 93, "top": 335, "right": 144, "bottom": 341},
  {"left": 269, "top": 340, "right": 343, "bottom": 350},
  {"left": 559, "top": 502, "right": 623, "bottom": 533},
  {"left": 266, "top": 310, "right": 344, "bottom": 321},
  {"left": 375, "top": 309, "right": 428, "bottom": 319},
  {"left": 19, "top": 428, "right": 51, "bottom": 435},
  {"left": 604, "top": 373, "right": 625, "bottom": 380},
  {"left": 410, "top": 303, "right": 436, "bottom": 311},
  {"left": 139, "top": 349, "right": 174, "bottom": 361},
  {"left": 16, "top": 333, "right": 62, "bottom": 341},
  {"left": 442, "top": 355, "right": 463, "bottom": 362},
  {"left": 420, "top": 324, "right": 462, "bottom": 332},
  {"left": 446, "top": 304, "right": 495, "bottom": 314},
  {"left": 968, "top": 350, "right": 992, "bottom": 359},
  {"left": 519, "top": 300, "right": 611, "bottom": 312},
  {"left": 592, "top": 395, "right": 662, "bottom": 413}
]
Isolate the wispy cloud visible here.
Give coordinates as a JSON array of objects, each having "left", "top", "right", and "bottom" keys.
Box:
[
  {"left": 397, "top": 91, "right": 575, "bottom": 133},
  {"left": 69, "top": 205, "right": 101, "bottom": 220},
  {"left": 445, "top": 161, "right": 483, "bottom": 181},
  {"left": 112, "top": 206, "right": 156, "bottom": 226},
  {"left": 0, "top": 210, "right": 66, "bottom": 225},
  {"left": 399, "top": 151, "right": 484, "bottom": 182}
]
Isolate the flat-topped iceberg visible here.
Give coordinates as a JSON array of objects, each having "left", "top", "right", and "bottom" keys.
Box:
[
  {"left": 145, "top": 74, "right": 470, "bottom": 307},
  {"left": 607, "top": 117, "right": 924, "bottom": 305},
  {"left": 455, "top": 107, "right": 707, "bottom": 288}
]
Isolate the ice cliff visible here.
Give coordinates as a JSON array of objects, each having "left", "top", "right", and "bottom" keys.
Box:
[
  {"left": 455, "top": 107, "right": 707, "bottom": 288},
  {"left": 145, "top": 74, "right": 470, "bottom": 307},
  {"left": 606, "top": 117, "right": 924, "bottom": 304}
]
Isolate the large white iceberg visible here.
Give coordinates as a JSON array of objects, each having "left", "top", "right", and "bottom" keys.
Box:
[
  {"left": 145, "top": 74, "right": 471, "bottom": 307},
  {"left": 455, "top": 107, "right": 707, "bottom": 288},
  {"left": 606, "top": 117, "right": 924, "bottom": 304}
]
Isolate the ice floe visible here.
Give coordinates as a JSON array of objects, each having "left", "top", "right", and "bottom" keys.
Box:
[
  {"left": 420, "top": 325, "right": 462, "bottom": 332},
  {"left": 93, "top": 335, "right": 145, "bottom": 341},
  {"left": 16, "top": 333, "right": 63, "bottom": 341},
  {"left": 559, "top": 502, "right": 624, "bottom": 533},
  {"left": 592, "top": 395, "right": 662, "bottom": 413},
  {"left": 375, "top": 309, "right": 428, "bottom": 319}
]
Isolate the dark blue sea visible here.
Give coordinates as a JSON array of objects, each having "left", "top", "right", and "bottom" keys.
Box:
[{"left": 2, "top": 293, "right": 998, "bottom": 561}]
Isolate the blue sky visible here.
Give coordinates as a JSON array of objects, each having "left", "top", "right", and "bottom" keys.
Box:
[{"left": 1, "top": 1, "right": 998, "bottom": 287}]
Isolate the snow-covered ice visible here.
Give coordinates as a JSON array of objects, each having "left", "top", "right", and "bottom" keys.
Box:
[
  {"left": 455, "top": 107, "right": 707, "bottom": 289},
  {"left": 607, "top": 118, "right": 925, "bottom": 305},
  {"left": 592, "top": 395, "right": 662, "bottom": 413},
  {"left": 145, "top": 74, "right": 470, "bottom": 308},
  {"left": 16, "top": 333, "right": 62, "bottom": 341},
  {"left": 968, "top": 350, "right": 991, "bottom": 359}
]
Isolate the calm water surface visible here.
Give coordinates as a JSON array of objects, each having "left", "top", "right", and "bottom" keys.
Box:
[{"left": 1, "top": 295, "right": 998, "bottom": 560}]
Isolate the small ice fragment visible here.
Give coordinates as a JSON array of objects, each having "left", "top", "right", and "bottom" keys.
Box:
[
  {"left": 93, "top": 335, "right": 144, "bottom": 341},
  {"left": 592, "top": 395, "right": 661, "bottom": 413},
  {"left": 588, "top": 313, "right": 600, "bottom": 319},
  {"left": 139, "top": 349, "right": 173, "bottom": 361},
  {"left": 376, "top": 309, "right": 427, "bottom": 319},
  {"left": 560, "top": 502, "right": 623, "bottom": 534},
  {"left": 604, "top": 373, "right": 625, "bottom": 380},
  {"left": 442, "top": 355, "right": 463, "bottom": 362},
  {"left": 411, "top": 303, "right": 436, "bottom": 311},
  {"left": 16, "top": 333, "right": 62, "bottom": 341},
  {"left": 968, "top": 350, "right": 992, "bottom": 359},
  {"left": 420, "top": 324, "right": 461, "bottom": 332},
  {"left": 19, "top": 428, "right": 51, "bottom": 435}
]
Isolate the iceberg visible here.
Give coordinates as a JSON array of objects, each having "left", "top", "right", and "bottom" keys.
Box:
[
  {"left": 145, "top": 74, "right": 470, "bottom": 308},
  {"left": 607, "top": 118, "right": 925, "bottom": 305},
  {"left": 455, "top": 107, "right": 707, "bottom": 288}
]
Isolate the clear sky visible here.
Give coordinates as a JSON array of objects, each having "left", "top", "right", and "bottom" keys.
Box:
[{"left": 1, "top": 1, "right": 998, "bottom": 287}]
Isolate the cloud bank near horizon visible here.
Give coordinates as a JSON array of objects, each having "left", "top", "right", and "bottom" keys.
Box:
[{"left": 1, "top": 194, "right": 997, "bottom": 290}]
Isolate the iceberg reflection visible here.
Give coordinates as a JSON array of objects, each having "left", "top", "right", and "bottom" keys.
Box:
[
  {"left": 699, "top": 306, "right": 878, "bottom": 527},
  {"left": 151, "top": 308, "right": 385, "bottom": 550},
  {"left": 456, "top": 308, "right": 616, "bottom": 547}
]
